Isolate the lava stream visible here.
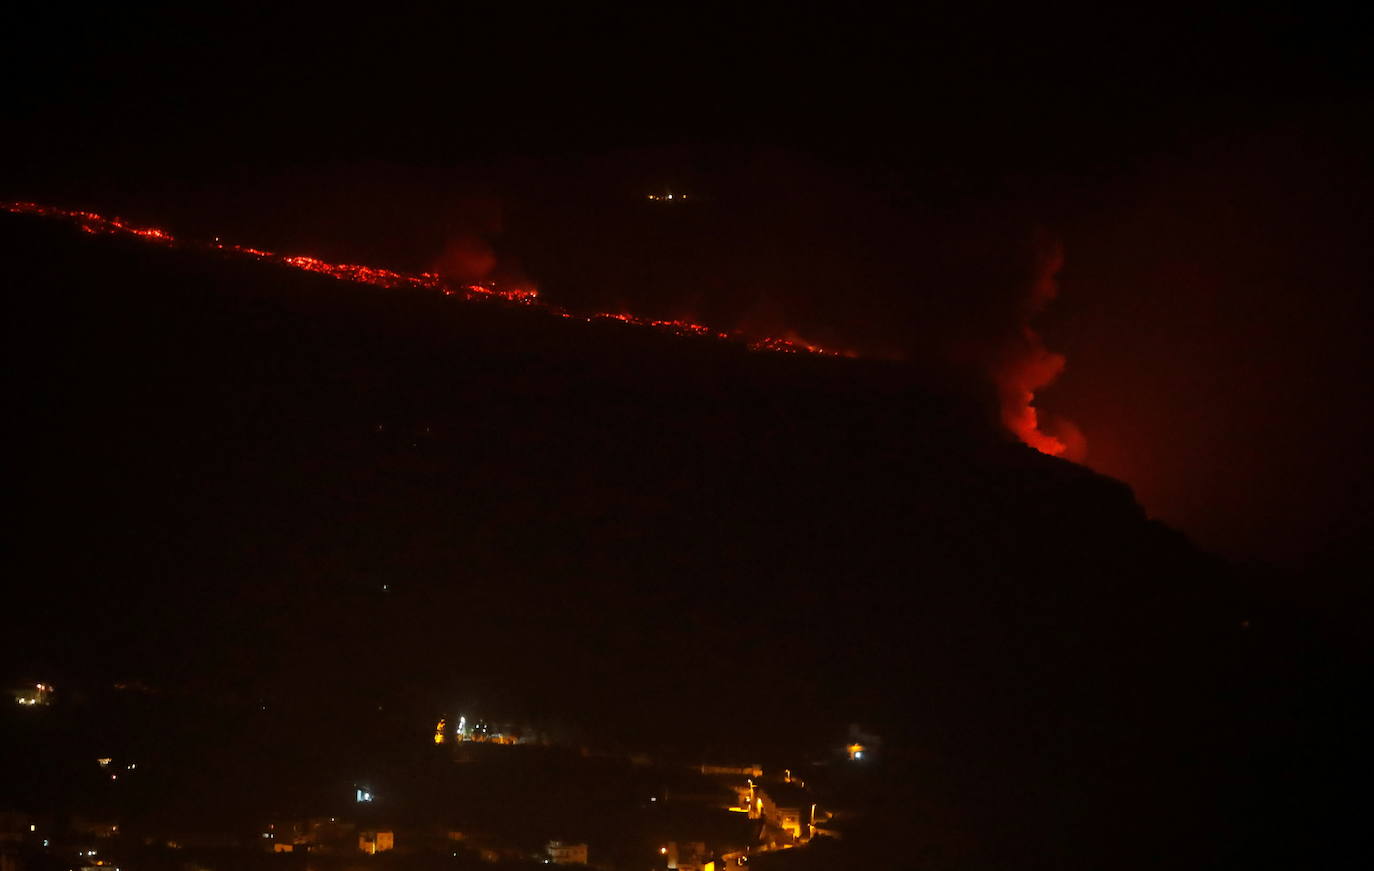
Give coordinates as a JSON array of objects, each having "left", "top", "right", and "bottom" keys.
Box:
[
  {"left": 3, "top": 200, "right": 1076, "bottom": 457},
  {"left": 3, "top": 200, "right": 850, "bottom": 356}
]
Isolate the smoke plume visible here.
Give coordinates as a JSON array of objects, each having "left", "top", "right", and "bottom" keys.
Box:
[{"left": 991, "top": 237, "right": 1081, "bottom": 459}]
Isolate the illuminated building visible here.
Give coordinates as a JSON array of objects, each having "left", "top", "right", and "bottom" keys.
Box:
[
  {"left": 446, "top": 715, "right": 523, "bottom": 745},
  {"left": 663, "top": 841, "right": 714, "bottom": 871},
  {"left": 264, "top": 818, "right": 356, "bottom": 853},
  {"left": 545, "top": 841, "right": 588, "bottom": 865},
  {"left": 726, "top": 779, "right": 755, "bottom": 814},
  {"left": 699, "top": 763, "right": 763, "bottom": 778},
  {"left": 756, "top": 784, "right": 814, "bottom": 844},
  {"left": 357, "top": 830, "right": 393, "bottom": 854}
]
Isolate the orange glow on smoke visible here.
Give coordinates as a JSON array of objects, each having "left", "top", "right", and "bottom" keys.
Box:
[
  {"left": 996, "top": 239, "right": 1079, "bottom": 458},
  {"left": 1004, "top": 388, "right": 1066, "bottom": 456}
]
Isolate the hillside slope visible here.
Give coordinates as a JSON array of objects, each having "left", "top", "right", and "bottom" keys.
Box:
[{"left": 0, "top": 213, "right": 1350, "bottom": 868}]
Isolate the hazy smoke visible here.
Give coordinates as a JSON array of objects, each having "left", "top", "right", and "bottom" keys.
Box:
[
  {"left": 435, "top": 235, "right": 497, "bottom": 282},
  {"left": 991, "top": 237, "right": 1082, "bottom": 459},
  {"left": 433, "top": 196, "right": 503, "bottom": 283}
]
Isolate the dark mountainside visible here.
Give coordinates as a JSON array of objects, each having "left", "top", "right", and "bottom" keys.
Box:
[{"left": 1, "top": 214, "right": 1360, "bottom": 867}]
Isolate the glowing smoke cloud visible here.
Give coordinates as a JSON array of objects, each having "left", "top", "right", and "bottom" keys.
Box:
[{"left": 995, "top": 238, "right": 1080, "bottom": 458}]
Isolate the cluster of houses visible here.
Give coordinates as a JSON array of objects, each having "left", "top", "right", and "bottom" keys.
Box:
[{"left": 1, "top": 691, "right": 872, "bottom": 871}]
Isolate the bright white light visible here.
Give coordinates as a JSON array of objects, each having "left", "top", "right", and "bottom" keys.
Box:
[{"left": 854, "top": 751, "right": 863, "bottom": 759}]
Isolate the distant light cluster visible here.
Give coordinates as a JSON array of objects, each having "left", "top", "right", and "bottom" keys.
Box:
[{"left": 13, "top": 682, "right": 53, "bottom": 706}]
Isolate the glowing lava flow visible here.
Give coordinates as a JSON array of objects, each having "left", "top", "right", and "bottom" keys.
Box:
[
  {"left": 3, "top": 200, "right": 853, "bottom": 356},
  {"left": 279, "top": 254, "right": 440, "bottom": 291},
  {"left": 3, "top": 200, "right": 1079, "bottom": 457},
  {"left": 4, "top": 201, "right": 177, "bottom": 242}
]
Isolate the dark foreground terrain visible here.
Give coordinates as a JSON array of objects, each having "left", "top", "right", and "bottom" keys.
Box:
[{"left": 1, "top": 213, "right": 1363, "bottom": 868}]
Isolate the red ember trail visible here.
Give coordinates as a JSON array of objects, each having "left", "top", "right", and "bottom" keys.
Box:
[
  {"left": 2, "top": 201, "right": 847, "bottom": 352},
  {"left": 3, "top": 201, "right": 1074, "bottom": 456}
]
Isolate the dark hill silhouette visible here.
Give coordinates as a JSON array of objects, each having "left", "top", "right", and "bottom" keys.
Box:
[{"left": 1, "top": 213, "right": 1357, "bottom": 868}]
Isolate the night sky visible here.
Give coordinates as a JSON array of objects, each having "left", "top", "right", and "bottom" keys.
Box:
[{"left": 3, "top": 12, "right": 1370, "bottom": 594}]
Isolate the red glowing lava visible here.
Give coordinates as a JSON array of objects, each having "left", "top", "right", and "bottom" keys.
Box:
[
  {"left": 3, "top": 200, "right": 1074, "bottom": 454},
  {"left": 280, "top": 254, "right": 443, "bottom": 291},
  {"left": 3, "top": 202, "right": 865, "bottom": 360},
  {"left": 6, "top": 202, "right": 176, "bottom": 243},
  {"left": 5, "top": 201, "right": 856, "bottom": 357}
]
